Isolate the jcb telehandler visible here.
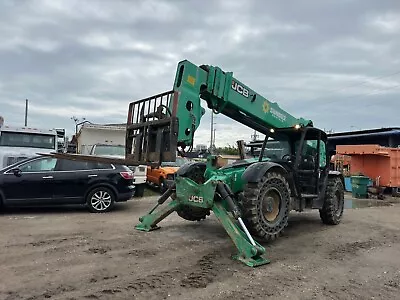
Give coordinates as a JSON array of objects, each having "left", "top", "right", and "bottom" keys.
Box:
[{"left": 125, "top": 60, "right": 345, "bottom": 267}]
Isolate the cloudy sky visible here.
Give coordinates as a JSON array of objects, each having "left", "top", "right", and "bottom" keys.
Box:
[{"left": 0, "top": 0, "right": 399, "bottom": 147}]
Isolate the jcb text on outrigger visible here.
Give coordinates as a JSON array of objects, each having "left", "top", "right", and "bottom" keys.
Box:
[{"left": 126, "top": 59, "right": 345, "bottom": 267}]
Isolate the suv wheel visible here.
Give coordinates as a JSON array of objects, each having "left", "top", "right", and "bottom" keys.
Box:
[{"left": 86, "top": 187, "right": 115, "bottom": 213}]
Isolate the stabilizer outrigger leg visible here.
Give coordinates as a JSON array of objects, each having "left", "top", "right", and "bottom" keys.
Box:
[
  {"left": 135, "top": 184, "right": 179, "bottom": 232},
  {"left": 135, "top": 178, "right": 270, "bottom": 267},
  {"left": 213, "top": 182, "right": 270, "bottom": 267}
]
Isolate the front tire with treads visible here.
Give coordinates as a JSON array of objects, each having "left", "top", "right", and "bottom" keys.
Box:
[
  {"left": 319, "top": 177, "right": 344, "bottom": 225},
  {"left": 242, "top": 171, "right": 291, "bottom": 242}
]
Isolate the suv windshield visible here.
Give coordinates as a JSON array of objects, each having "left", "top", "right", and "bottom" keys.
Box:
[
  {"left": 92, "top": 145, "right": 125, "bottom": 156},
  {"left": 161, "top": 157, "right": 188, "bottom": 167},
  {"left": 0, "top": 132, "right": 56, "bottom": 149}
]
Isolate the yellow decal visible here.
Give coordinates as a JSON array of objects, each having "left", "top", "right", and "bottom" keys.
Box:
[
  {"left": 187, "top": 75, "right": 196, "bottom": 86},
  {"left": 262, "top": 101, "right": 270, "bottom": 113}
]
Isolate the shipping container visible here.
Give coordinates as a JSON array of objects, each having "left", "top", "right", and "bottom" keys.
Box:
[{"left": 336, "top": 144, "right": 400, "bottom": 188}]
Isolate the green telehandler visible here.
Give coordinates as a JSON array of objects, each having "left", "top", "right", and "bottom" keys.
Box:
[{"left": 125, "top": 59, "right": 345, "bottom": 267}]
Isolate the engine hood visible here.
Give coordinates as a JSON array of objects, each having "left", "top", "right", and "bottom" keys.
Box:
[
  {"left": 0, "top": 147, "right": 55, "bottom": 168},
  {"left": 160, "top": 166, "right": 179, "bottom": 173},
  {"left": 0, "top": 147, "right": 54, "bottom": 156}
]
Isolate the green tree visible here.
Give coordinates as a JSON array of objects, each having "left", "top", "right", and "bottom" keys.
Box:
[{"left": 214, "top": 144, "right": 239, "bottom": 155}]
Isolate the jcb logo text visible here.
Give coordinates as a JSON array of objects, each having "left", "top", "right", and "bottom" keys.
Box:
[
  {"left": 231, "top": 81, "right": 249, "bottom": 98},
  {"left": 188, "top": 195, "right": 204, "bottom": 203}
]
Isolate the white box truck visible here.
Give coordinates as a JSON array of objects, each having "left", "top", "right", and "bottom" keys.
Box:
[
  {"left": 76, "top": 123, "right": 147, "bottom": 197},
  {"left": 0, "top": 123, "right": 58, "bottom": 169}
]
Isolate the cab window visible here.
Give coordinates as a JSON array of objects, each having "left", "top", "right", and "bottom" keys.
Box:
[{"left": 294, "top": 140, "right": 327, "bottom": 168}]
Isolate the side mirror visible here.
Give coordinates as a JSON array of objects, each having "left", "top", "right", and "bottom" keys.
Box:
[{"left": 11, "top": 168, "right": 22, "bottom": 177}]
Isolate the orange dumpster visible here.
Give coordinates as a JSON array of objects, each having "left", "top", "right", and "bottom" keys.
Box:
[{"left": 336, "top": 144, "right": 400, "bottom": 188}]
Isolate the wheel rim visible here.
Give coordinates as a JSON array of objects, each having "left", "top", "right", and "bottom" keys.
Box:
[
  {"left": 91, "top": 190, "right": 112, "bottom": 211},
  {"left": 262, "top": 189, "right": 281, "bottom": 222}
]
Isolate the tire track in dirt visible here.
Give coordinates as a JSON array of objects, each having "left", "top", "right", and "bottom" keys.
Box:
[
  {"left": 212, "top": 269, "right": 400, "bottom": 300},
  {"left": 0, "top": 284, "right": 77, "bottom": 300},
  {"left": 4, "top": 234, "right": 91, "bottom": 248},
  {"left": 180, "top": 252, "right": 221, "bottom": 288},
  {"left": 327, "top": 231, "right": 400, "bottom": 260},
  {"left": 319, "top": 273, "right": 400, "bottom": 300},
  {"left": 79, "top": 248, "right": 235, "bottom": 300}
]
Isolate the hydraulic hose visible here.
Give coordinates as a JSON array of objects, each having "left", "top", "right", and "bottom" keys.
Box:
[
  {"left": 216, "top": 182, "right": 257, "bottom": 247},
  {"left": 147, "top": 183, "right": 176, "bottom": 215},
  {"left": 216, "top": 182, "right": 241, "bottom": 219}
]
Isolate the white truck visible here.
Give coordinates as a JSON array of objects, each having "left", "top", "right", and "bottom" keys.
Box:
[
  {"left": 77, "top": 123, "right": 147, "bottom": 197},
  {"left": 0, "top": 125, "right": 58, "bottom": 169}
]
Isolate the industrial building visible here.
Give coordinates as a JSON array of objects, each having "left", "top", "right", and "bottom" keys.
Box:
[
  {"left": 326, "top": 127, "right": 400, "bottom": 156},
  {"left": 246, "top": 127, "right": 400, "bottom": 157}
]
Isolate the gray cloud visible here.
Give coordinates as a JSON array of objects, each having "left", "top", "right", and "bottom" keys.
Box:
[{"left": 0, "top": 0, "right": 399, "bottom": 147}]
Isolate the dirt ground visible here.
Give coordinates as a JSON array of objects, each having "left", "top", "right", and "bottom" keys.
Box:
[{"left": 0, "top": 194, "right": 399, "bottom": 300}]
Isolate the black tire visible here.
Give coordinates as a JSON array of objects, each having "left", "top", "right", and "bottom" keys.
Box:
[
  {"left": 319, "top": 177, "right": 344, "bottom": 225},
  {"left": 0, "top": 194, "right": 3, "bottom": 212},
  {"left": 242, "top": 171, "right": 291, "bottom": 242},
  {"left": 159, "top": 177, "right": 167, "bottom": 194},
  {"left": 176, "top": 163, "right": 210, "bottom": 222},
  {"left": 86, "top": 186, "right": 115, "bottom": 213},
  {"left": 134, "top": 184, "right": 145, "bottom": 198},
  {"left": 176, "top": 205, "right": 211, "bottom": 221}
]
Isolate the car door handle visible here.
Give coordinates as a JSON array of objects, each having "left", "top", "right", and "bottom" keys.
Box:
[
  {"left": 42, "top": 176, "right": 53, "bottom": 179},
  {"left": 88, "top": 174, "right": 98, "bottom": 177}
]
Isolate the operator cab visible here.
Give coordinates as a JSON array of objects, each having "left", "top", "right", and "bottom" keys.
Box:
[{"left": 260, "top": 126, "right": 329, "bottom": 199}]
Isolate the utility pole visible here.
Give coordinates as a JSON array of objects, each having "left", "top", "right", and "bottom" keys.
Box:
[
  {"left": 210, "top": 111, "right": 214, "bottom": 153},
  {"left": 251, "top": 130, "right": 259, "bottom": 141},
  {"left": 24, "top": 99, "right": 28, "bottom": 126},
  {"left": 213, "top": 128, "right": 216, "bottom": 148}
]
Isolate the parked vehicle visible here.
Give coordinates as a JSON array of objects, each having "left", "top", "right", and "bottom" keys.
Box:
[
  {"left": 146, "top": 156, "right": 189, "bottom": 193},
  {"left": 76, "top": 123, "right": 126, "bottom": 155},
  {"left": 90, "top": 143, "right": 147, "bottom": 197},
  {"left": 0, "top": 125, "right": 58, "bottom": 169},
  {"left": 0, "top": 155, "right": 135, "bottom": 213},
  {"left": 55, "top": 128, "right": 67, "bottom": 153}
]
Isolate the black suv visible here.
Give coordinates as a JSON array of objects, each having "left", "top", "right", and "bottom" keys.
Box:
[{"left": 0, "top": 155, "right": 135, "bottom": 213}]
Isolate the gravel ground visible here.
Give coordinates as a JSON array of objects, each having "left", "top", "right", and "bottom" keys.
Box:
[{"left": 0, "top": 194, "right": 399, "bottom": 300}]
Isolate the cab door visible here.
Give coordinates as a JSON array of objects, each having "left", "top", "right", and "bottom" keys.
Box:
[
  {"left": 294, "top": 128, "right": 328, "bottom": 196},
  {"left": 51, "top": 159, "right": 92, "bottom": 204},
  {"left": 1, "top": 157, "right": 57, "bottom": 205}
]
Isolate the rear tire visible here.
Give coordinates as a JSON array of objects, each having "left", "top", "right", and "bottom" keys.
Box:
[
  {"left": 242, "top": 171, "right": 291, "bottom": 242},
  {"left": 134, "top": 184, "right": 145, "bottom": 198},
  {"left": 159, "top": 178, "right": 167, "bottom": 194},
  {"left": 319, "top": 177, "right": 344, "bottom": 225},
  {"left": 0, "top": 194, "right": 3, "bottom": 212},
  {"left": 86, "top": 186, "right": 115, "bottom": 213}
]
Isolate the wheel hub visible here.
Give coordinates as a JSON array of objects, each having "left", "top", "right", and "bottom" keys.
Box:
[
  {"left": 91, "top": 191, "right": 111, "bottom": 211},
  {"left": 265, "top": 196, "right": 274, "bottom": 213},
  {"left": 263, "top": 191, "right": 281, "bottom": 222}
]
